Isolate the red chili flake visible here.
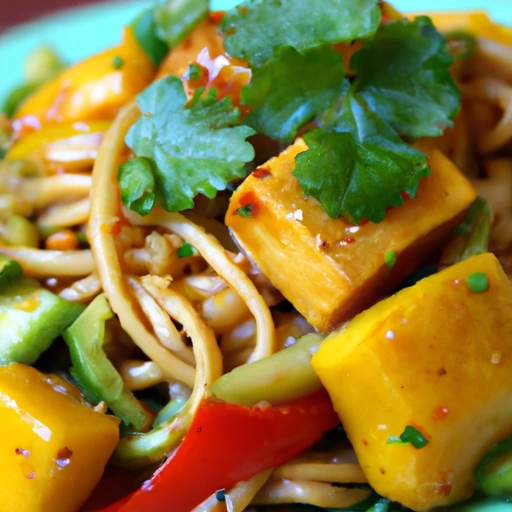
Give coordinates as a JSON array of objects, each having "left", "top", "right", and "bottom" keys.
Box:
[
  {"left": 435, "top": 481, "right": 452, "bottom": 496},
  {"left": 252, "top": 167, "right": 271, "bottom": 179},
  {"left": 239, "top": 190, "right": 257, "bottom": 207},
  {"left": 197, "top": 427, "right": 203, "bottom": 433},
  {"left": 401, "top": 191, "right": 411, "bottom": 201},
  {"left": 209, "top": 11, "right": 226, "bottom": 24},
  {"left": 26, "top": 472, "right": 36, "bottom": 480},
  {"left": 362, "top": 440, "right": 369, "bottom": 447},
  {"left": 437, "top": 368, "right": 447, "bottom": 376},
  {"left": 15, "top": 448, "right": 30, "bottom": 457},
  {"left": 433, "top": 406, "right": 450, "bottom": 421},
  {"left": 224, "top": 27, "right": 237, "bottom": 36},
  {"left": 340, "top": 236, "right": 356, "bottom": 245}
]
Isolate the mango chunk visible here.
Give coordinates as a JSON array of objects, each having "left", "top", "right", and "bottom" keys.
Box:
[
  {"left": 312, "top": 253, "right": 512, "bottom": 510},
  {"left": 0, "top": 363, "right": 119, "bottom": 512},
  {"left": 225, "top": 140, "right": 476, "bottom": 331}
]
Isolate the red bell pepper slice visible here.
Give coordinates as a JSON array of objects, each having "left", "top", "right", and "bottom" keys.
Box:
[{"left": 102, "top": 389, "right": 338, "bottom": 512}]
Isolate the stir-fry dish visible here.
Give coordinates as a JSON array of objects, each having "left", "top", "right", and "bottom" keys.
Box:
[{"left": 1, "top": 0, "right": 512, "bottom": 510}]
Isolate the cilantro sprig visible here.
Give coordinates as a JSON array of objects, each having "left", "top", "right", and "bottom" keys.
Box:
[
  {"left": 242, "top": 46, "right": 345, "bottom": 144},
  {"left": 292, "top": 17, "right": 458, "bottom": 223},
  {"left": 351, "top": 17, "right": 460, "bottom": 140},
  {"left": 221, "top": 0, "right": 381, "bottom": 67},
  {"left": 123, "top": 76, "right": 255, "bottom": 213}
]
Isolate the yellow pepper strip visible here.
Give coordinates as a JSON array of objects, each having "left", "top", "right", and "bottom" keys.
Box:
[
  {"left": 7, "top": 120, "right": 110, "bottom": 163},
  {"left": 412, "top": 11, "right": 512, "bottom": 48},
  {"left": 13, "top": 27, "right": 155, "bottom": 136}
]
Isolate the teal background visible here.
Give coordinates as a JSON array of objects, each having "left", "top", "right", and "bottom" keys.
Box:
[{"left": 0, "top": 0, "right": 510, "bottom": 103}]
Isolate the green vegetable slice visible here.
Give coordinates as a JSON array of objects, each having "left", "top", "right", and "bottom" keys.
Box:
[
  {"left": 131, "top": 9, "right": 169, "bottom": 67},
  {"left": 154, "top": 0, "right": 209, "bottom": 48},
  {"left": 351, "top": 16, "right": 460, "bottom": 140},
  {"left": 242, "top": 45, "right": 345, "bottom": 143},
  {"left": 124, "top": 76, "right": 255, "bottom": 214},
  {"left": 64, "top": 294, "right": 151, "bottom": 431},
  {"left": 221, "top": 0, "right": 381, "bottom": 67},
  {"left": 118, "top": 157, "right": 156, "bottom": 216},
  {"left": 476, "top": 438, "right": 512, "bottom": 499}
]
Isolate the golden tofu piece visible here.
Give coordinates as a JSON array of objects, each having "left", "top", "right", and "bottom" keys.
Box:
[
  {"left": 0, "top": 363, "right": 119, "bottom": 512},
  {"left": 312, "top": 253, "right": 512, "bottom": 510},
  {"left": 226, "top": 140, "right": 476, "bottom": 331}
]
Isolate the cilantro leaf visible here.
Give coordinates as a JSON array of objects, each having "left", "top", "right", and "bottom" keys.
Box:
[
  {"left": 241, "top": 46, "right": 345, "bottom": 143},
  {"left": 221, "top": 0, "right": 381, "bottom": 67},
  {"left": 351, "top": 16, "right": 460, "bottom": 140},
  {"left": 295, "top": 95, "right": 429, "bottom": 223},
  {"left": 154, "top": 0, "right": 209, "bottom": 48},
  {"left": 118, "top": 157, "right": 156, "bottom": 216},
  {"left": 125, "top": 76, "right": 255, "bottom": 213}
]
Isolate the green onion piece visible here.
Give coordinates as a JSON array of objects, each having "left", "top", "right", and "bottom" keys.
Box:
[
  {"left": 384, "top": 250, "right": 397, "bottom": 270},
  {"left": 24, "top": 46, "right": 65, "bottom": 84},
  {"left": 236, "top": 204, "right": 252, "bottom": 218},
  {"left": 400, "top": 425, "right": 429, "bottom": 449},
  {"left": 112, "top": 55, "right": 124, "bottom": 70},
  {"left": 177, "top": 241, "right": 196, "bottom": 258},
  {"left": 467, "top": 272, "right": 489, "bottom": 293},
  {"left": 388, "top": 425, "right": 429, "bottom": 449},
  {"left": 184, "top": 63, "right": 203, "bottom": 81},
  {"left": 215, "top": 489, "right": 226, "bottom": 502}
]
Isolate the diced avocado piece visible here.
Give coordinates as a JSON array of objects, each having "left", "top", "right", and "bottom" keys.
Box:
[
  {"left": 0, "top": 255, "right": 23, "bottom": 289},
  {"left": 0, "top": 277, "right": 85, "bottom": 365},
  {"left": 63, "top": 294, "right": 151, "bottom": 431}
]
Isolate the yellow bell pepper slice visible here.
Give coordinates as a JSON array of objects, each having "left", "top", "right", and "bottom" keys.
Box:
[
  {"left": 0, "top": 363, "right": 119, "bottom": 512},
  {"left": 414, "top": 11, "right": 512, "bottom": 48},
  {"left": 13, "top": 26, "right": 155, "bottom": 135},
  {"left": 7, "top": 120, "right": 110, "bottom": 163}
]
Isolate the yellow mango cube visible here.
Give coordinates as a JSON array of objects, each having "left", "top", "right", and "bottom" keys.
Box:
[
  {"left": 0, "top": 363, "right": 119, "bottom": 512},
  {"left": 226, "top": 140, "right": 476, "bottom": 331},
  {"left": 312, "top": 253, "right": 512, "bottom": 510}
]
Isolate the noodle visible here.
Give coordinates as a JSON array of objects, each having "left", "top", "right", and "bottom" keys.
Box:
[
  {"left": 88, "top": 102, "right": 196, "bottom": 387},
  {"left": 194, "top": 471, "right": 273, "bottom": 512},
  {"left": 37, "top": 197, "right": 90, "bottom": 228},
  {"left": 126, "top": 209, "right": 276, "bottom": 363},
  {"left": 127, "top": 276, "right": 195, "bottom": 366},
  {"left": 0, "top": 246, "right": 94, "bottom": 277},
  {"left": 118, "top": 360, "right": 166, "bottom": 391},
  {"left": 58, "top": 273, "right": 101, "bottom": 302}
]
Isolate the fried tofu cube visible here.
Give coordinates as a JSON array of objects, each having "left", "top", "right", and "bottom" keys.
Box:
[
  {"left": 225, "top": 139, "right": 476, "bottom": 331},
  {"left": 312, "top": 253, "right": 512, "bottom": 510},
  {"left": 0, "top": 363, "right": 119, "bottom": 512}
]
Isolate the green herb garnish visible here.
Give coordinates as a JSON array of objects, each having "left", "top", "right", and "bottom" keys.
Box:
[
  {"left": 241, "top": 45, "right": 345, "bottom": 144},
  {"left": 184, "top": 63, "right": 204, "bottom": 81},
  {"left": 177, "top": 241, "right": 196, "bottom": 258},
  {"left": 236, "top": 204, "right": 252, "bottom": 217},
  {"left": 221, "top": 0, "right": 381, "bottom": 67},
  {"left": 385, "top": 250, "right": 397, "bottom": 270},
  {"left": 118, "top": 157, "right": 156, "bottom": 216},
  {"left": 123, "top": 76, "right": 255, "bottom": 214},
  {"left": 467, "top": 272, "right": 489, "bottom": 293},
  {"left": 388, "top": 425, "right": 429, "bottom": 449},
  {"left": 112, "top": 55, "right": 124, "bottom": 69}
]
